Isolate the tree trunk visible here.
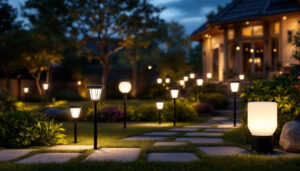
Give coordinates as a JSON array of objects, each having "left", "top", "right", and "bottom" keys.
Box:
[
  {"left": 101, "top": 63, "right": 110, "bottom": 99},
  {"left": 34, "top": 72, "right": 42, "bottom": 96},
  {"left": 5, "top": 76, "right": 10, "bottom": 90},
  {"left": 131, "top": 61, "right": 138, "bottom": 98}
]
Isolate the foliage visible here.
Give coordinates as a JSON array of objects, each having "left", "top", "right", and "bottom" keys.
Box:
[
  {"left": 224, "top": 126, "right": 251, "bottom": 145},
  {"left": 188, "top": 43, "right": 202, "bottom": 75},
  {"left": 0, "top": 88, "right": 16, "bottom": 113},
  {"left": 100, "top": 106, "right": 123, "bottom": 122},
  {"left": 53, "top": 90, "right": 83, "bottom": 101},
  {"left": 293, "top": 28, "right": 300, "bottom": 61},
  {"left": 163, "top": 99, "right": 199, "bottom": 122},
  {"left": 240, "top": 74, "right": 300, "bottom": 143},
  {"left": 0, "top": 111, "right": 66, "bottom": 148},
  {"left": 130, "top": 104, "right": 157, "bottom": 122},
  {"left": 194, "top": 103, "right": 214, "bottom": 117},
  {"left": 201, "top": 93, "right": 228, "bottom": 110}
]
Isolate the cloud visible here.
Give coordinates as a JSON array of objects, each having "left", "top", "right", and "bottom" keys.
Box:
[
  {"left": 199, "top": 6, "right": 215, "bottom": 15},
  {"left": 150, "top": 0, "right": 181, "bottom": 6},
  {"left": 180, "top": 16, "right": 205, "bottom": 23},
  {"left": 160, "top": 8, "right": 184, "bottom": 20}
]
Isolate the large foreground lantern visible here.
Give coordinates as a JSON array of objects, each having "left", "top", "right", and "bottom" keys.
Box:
[
  {"left": 69, "top": 105, "right": 82, "bottom": 143},
  {"left": 156, "top": 100, "right": 164, "bottom": 125},
  {"left": 87, "top": 85, "right": 104, "bottom": 149},
  {"left": 170, "top": 87, "right": 179, "bottom": 127},
  {"left": 119, "top": 81, "right": 132, "bottom": 129},
  {"left": 248, "top": 102, "right": 277, "bottom": 154}
]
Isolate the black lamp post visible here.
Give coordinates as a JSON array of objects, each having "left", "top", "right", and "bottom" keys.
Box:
[
  {"left": 43, "top": 83, "right": 49, "bottom": 105},
  {"left": 118, "top": 81, "right": 132, "bottom": 129},
  {"left": 230, "top": 81, "right": 240, "bottom": 127},
  {"left": 69, "top": 105, "right": 82, "bottom": 143},
  {"left": 87, "top": 85, "right": 103, "bottom": 150},
  {"left": 170, "top": 87, "right": 179, "bottom": 127},
  {"left": 156, "top": 100, "right": 164, "bottom": 125}
]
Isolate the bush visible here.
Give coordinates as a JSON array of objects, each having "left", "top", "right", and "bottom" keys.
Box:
[
  {"left": 194, "top": 103, "right": 214, "bottom": 117},
  {"left": 0, "top": 89, "right": 16, "bottom": 113},
  {"left": 0, "top": 111, "right": 66, "bottom": 148},
  {"left": 130, "top": 104, "right": 157, "bottom": 122},
  {"left": 163, "top": 99, "right": 199, "bottom": 122},
  {"left": 53, "top": 90, "right": 83, "bottom": 101},
  {"left": 201, "top": 93, "right": 228, "bottom": 110},
  {"left": 100, "top": 106, "right": 123, "bottom": 122},
  {"left": 240, "top": 74, "right": 300, "bottom": 144}
]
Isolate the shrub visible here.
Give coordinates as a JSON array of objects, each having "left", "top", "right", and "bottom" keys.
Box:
[
  {"left": 240, "top": 74, "right": 300, "bottom": 144},
  {"left": 100, "top": 106, "right": 123, "bottom": 122},
  {"left": 53, "top": 90, "right": 83, "bottom": 101},
  {"left": 0, "top": 111, "right": 66, "bottom": 148},
  {"left": 194, "top": 103, "right": 214, "bottom": 117},
  {"left": 130, "top": 104, "right": 157, "bottom": 121},
  {"left": 0, "top": 89, "right": 16, "bottom": 113},
  {"left": 201, "top": 93, "right": 228, "bottom": 110}
]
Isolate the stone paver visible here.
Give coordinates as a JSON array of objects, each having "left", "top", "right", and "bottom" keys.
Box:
[
  {"left": 168, "top": 128, "right": 198, "bottom": 131},
  {"left": 0, "top": 149, "right": 36, "bottom": 161},
  {"left": 16, "top": 153, "right": 80, "bottom": 164},
  {"left": 198, "top": 146, "right": 248, "bottom": 155},
  {"left": 203, "top": 128, "right": 231, "bottom": 132},
  {"left": 153, "top": 142, "right": 187, "bottom": 146},
  {"left": 175, "top": 137, "right": 224, "bottom": 144},
  {"left": 85, "top": 148, "right": 140, "bottom": 162},
  {"left": 147, "top": 152, "right": 198, "bottom": 162},
  {"left": 184, "top": 124, "right": 214, "bottom": 128},
  {"left": 122, "top": 136, "right": 167, "bottom": 141},
  {"left": 49, "top": 145, "right": 93, "bottom": 150},
  {"left": 185, "top": 132, "right": 224, "bottom": 137},
  {"left": 144, "top": 132, "right": 178, "bottom": 136},
  {"left": 211, "top": 117, "right": 229, "bottom": 121},
  {"left": 217, "top": 123, "right": 242, "bottom": 128}
]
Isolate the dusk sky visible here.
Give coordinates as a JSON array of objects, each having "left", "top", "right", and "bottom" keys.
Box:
[{"left": 8, "top": 0, "right": 231, "bottom": 35}]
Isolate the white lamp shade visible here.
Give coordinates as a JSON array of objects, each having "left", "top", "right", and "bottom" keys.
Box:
[
  {"left": 157, "top": 78, "right": 162, "bottom": 84},
  {"left": 165, "top": 78, "right": 170, "bottom": 84},
  {"left": 183, "top": 76, "right": 189, "bottom": 81},
  {"left": 87, "top": 85, "right": 103, "bottom": 101},
  {"left": 170, "top": 89, "right": 179, "bottom": 99},
  {"left": 248, "top": 102, "right": 277, "bottom": 136},
  {"left": 43, "top": 83, "right": 49, "bottom": 90},
  {"left": 119, "top": 81, "right": 132, "bottom": 94},
  {"left": 70, "top": 105, "right": 81, "bottom": 118},
  {"left": 207, "top": 73, "right": 212, "bottom": 79},
  {"left": 179, "top": 80, "right": 185, "bottom": 86},
  {"left": 196, "top": 79, "right": 203, "bottom": 86},
  {"left": 189, "top": 73, "right": 195, "bottom": 79},
  {"left": 230, "top": 82, "right": 240, "bottom": 93},
  {"left": 239, "top": 74, "right": 245, "bottom": 80},
  {"left": 156, "top": 101, "right": 164, "bottom": 110},
  {"left": 24, "top": 87, "right": 29, "bottom": 93}
]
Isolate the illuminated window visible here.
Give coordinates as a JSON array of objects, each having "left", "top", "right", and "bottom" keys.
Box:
[
  {"left": 272, "top": 22, "right": 280, "bottom": 34},
  {"left": 242, "top": 27, "right": 252, "bottom": 37},
  {"left": 228, "top": 29, "right": 234, "bottom": 39},
  {"left": 253, "top": 26, "right": 263, "bottom": 36}
]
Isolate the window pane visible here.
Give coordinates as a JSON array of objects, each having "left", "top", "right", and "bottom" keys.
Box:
[
  {"left": 228, "top": 29, "right": 234, "bottom": 39},
  {"left": 253, "top": 25, "right": 263, "bottom": 36},
  {"left": 242, "top": 27, "right": 252, "bottom": 37},
  {"left": 272, "top": 22, "right": 280, "bottom": 34}
]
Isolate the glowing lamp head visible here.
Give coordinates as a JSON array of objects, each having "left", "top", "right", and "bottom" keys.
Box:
[
  {"left": 148, "top": 65, "right": 152, "bottom": 70},
  {"left": 165, "top": 78, "right": 170, "bottom": 84},
  {"left": 230, "top": 81, "right": 240, "bottom": 93},
  {"left": 119, "top": 81, "right": 132, "bottom": 94},
  {"left": 179, "top": 80, "right": 185, "bottom": 86},
  {"left": 183, "top": 76, "right": 189, "bottom": 82},
  {"left": 189, "top": 73, "right": 195, "bottom": 79},
  {"left": 43, "top": 83, "right": 49, "bottom": 90},
  {"left": 248, "top": 102, "right": 277, "bottom": 136},
  {"left": 24, "top": 87, "right": 29, "bottom": 94},
  {"left": 157, "top": 78, "right": 162, "bottom": 84},
  {"left": 239, "top": 74, "right": 245, "bottom": 80},
  {"left": 156, "top": 100, "right": 164, "bottom": 110},
  {"left": 77, "top": 81, "right": 82, "bottom": 86},
  {"left": 236, "top": 46, "right": 240, "bottom": 51},
  {"left": 87, "top": 85, "right": 103, "bottom": 101},
  {"left": 196, "top": 79, "right": 203, "bottom": 86},
  {"left": 69, "top": 105, "right": 82, "bottom": 119},
  {"left": 207, "top": 73, "right": 212, "bottom": 79},
  {"left": 170, "top": 88, "right": 179, "bottom": 99}
]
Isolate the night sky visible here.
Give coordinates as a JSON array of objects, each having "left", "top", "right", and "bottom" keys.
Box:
[{"left": 8, "top": 0, "right": 232, "bottom": 35}]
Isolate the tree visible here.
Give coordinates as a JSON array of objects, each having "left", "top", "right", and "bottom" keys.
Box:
[
  {"left": 0, "top": 0, "right": 20, "bottom": 34},
  {"left": 188, "top": 43, "right": 202, "bottom": 76},
  {"left": 71, "top": 0, "right": 161, "bottom": 98},
  {"left": 206, "top": 4, "right": 227, "bottom": 20}
]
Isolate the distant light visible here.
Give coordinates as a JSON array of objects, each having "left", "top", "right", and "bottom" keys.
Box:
[
  {"left": 196, "top": 79, "right": 203, "bottom": 86},
  {"left": 239, "top": 74, "right": 245, "bottom": 80},
  {"left": 282, "top": 16, "right": 287, "bottom": 20},
  {"left": 157, "top": 78, "right": 162, "bottom": 84},
  {"left": 170, "top": 88, "right": 179, "bottom": 99},
  {"left": 273, "top": 48, "right": 277, "bottom": 53},
  {"left": 119, "top": 81, "right": 132, "bottom": 94},
  {"left": 230, "top": 81, "right": 240, "bottom": 93},
  {"left": 179, "top": 80, "right": 185, "bottom": 86},
  {"left": 166, "top": 86, "right": 169, "bottom": 90},
  {"left": 250, "top": 49, "right": 254, "bottom": 53},
  {"left": 165, "top": 78, "right": 171, "bottom": 84},
  {"left": 205, "top": 34, "right": 209, "bottom": 38},
  {"left": 183, "top": 76, "right": 189, "bottom": 82},
  {"left": 24, "top": 87, "right": 29, "bottom": 94},
  {"left": 148, "top": 65, "right": 152, "bottom": 70},
  {"left": 236, "top": 46, "right": 240, "bottom": 51},
  {"left": 245, "top": 21, "right": 250, "bottom": 25},
  {"left": 77, "top": 81, "right": 82, "bottom": 86},
  {"left": 206, "top": 73, "right": 212, "bottom": 79},
  {"left": 43, "top": 83, "right": 49, "bottom": 90},
  {"left": 189, "top": 73, "right": 195, "bottom": 79}
]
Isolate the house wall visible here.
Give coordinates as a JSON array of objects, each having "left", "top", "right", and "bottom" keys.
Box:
[{"left": 281, "top": 14, "right": 300, "bottom": 67}]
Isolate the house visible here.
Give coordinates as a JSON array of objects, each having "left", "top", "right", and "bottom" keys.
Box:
[{"left": 190, "top": 0, "right": 300, "bottom": 81}]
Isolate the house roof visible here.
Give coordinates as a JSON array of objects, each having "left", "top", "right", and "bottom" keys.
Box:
[{"left": 190, "top": 0, "right": 300, "bottom": 39}]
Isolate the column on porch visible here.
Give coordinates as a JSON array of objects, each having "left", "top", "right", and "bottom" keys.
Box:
[
  {"left": 263, "top": 21, "right": 271, "bottom": 77},
  {"left": 223, "top": 27, "right": 229, "bottom": 81},
  {"left": 234, "top": 25, "right": 243, "bottom": 75}
]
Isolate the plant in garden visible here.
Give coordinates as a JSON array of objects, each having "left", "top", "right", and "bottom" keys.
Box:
[
  {"left": 0, "top": 111, "right": 66, "bottom": 148},
  {"left": 194, "top": 103, "right": 214, "bottom": 117},
  {"left": 0, "top": 89, "right": 16, "bottom": 113},
  {"left": 131, "top": 104, "right": 157, "bottom": 122},
  {"left": 100, "top": 106, "right": 123, "bottom": 122},
  {"left": 163, "top": 99, "right": 199, "bottom": 122},
  {"left": 200, "top": 93, "right": 228, "bottom": 110},
  {"left": 240, "top": 74, "right": 300, "bottom": 143}
]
